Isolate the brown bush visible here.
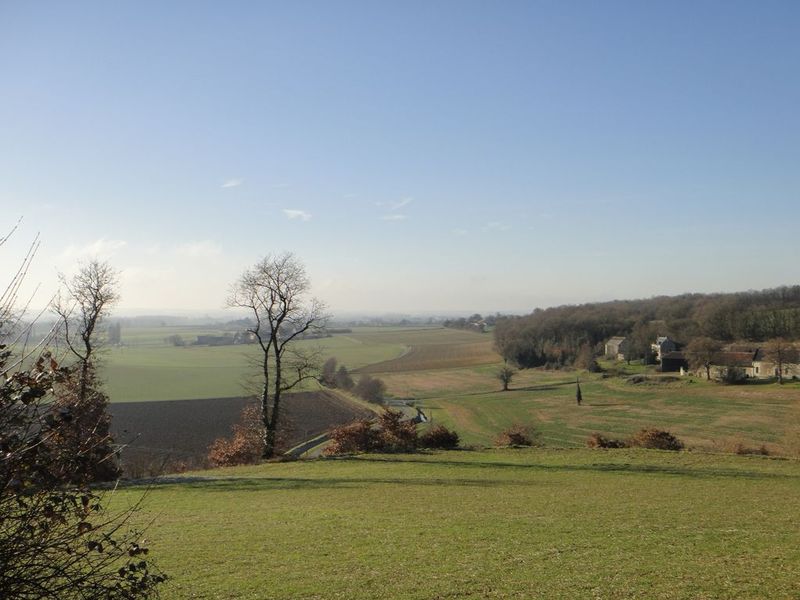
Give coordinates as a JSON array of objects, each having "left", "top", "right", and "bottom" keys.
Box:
[
  {"left": 586, "top": 433, "right": 627, "bottom": 449},
  {"left": 208, "top": 404, "right": 264, "bottom": 467},
  {"left": 628, "top": 428, "right": 683, "bottom": 451},
  {"left": 715, "top": 437, "right": 771, "bottom": 456},
  {"left": 419, "top": 425, "right": 460, "bottom": 449},
  {"left": 376, "top": 409, "right": 418, "bottom": 452},
  {"left": 323, "top": 419, "right": 379, "bottom": 456},
  {"left": 324, "top": 409, "right": 421, "bottom": 455},
  {"left": 495, "top": 423, "right": 538, "bottom": 447}
]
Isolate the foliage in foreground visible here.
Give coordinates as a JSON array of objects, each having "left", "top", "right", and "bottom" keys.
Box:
[
  {"left": 208, "top": 404, "right": 264, "bottom": 467},
  {"left": 0, "top": 350, "right": 165, "bottom": 598}
]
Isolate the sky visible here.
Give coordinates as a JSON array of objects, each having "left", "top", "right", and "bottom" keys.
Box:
[{"left": 1, "top": 1, "right": 798, "bottom": 316}]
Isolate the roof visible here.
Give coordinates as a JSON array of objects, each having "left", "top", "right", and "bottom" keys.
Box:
[
  {"left": 656, "top": 336, "right": 671, "bottom": 344},
  {"left": 607, "top": 336, "right": 626, "bottom": 343},
  {"left": 711, "top": 351, "right": 755, "bottom": 368}
]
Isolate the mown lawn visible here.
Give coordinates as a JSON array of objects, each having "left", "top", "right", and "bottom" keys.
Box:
[{"left": 114, "top": 449, "right": 800, "bottom": 599}]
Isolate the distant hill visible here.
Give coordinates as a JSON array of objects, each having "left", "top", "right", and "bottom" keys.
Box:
[{"left": 495, "top": 285, "right": 800, "bottom": 367}]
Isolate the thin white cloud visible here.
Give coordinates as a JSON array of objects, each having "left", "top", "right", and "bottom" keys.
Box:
[
  {"left": 221, "top": 178, "right": 244, "bottom": 188},
  {"left": 381, "top": 214, "right": 407, "bottom": 221},
  {"left": 59, "top": 238, "right": 127, "bottom": 260},
  {"left": 375, "top": 196, "right": 414, "bottom": 211},
  {"left": 283, "top": 209, "right": 312, "bottom": 221},
  {"left": 390, "top": 196, "right": 413, "bottom": 211},
  {"left": 485, "top": 221, "right": 511, "bottom": 232},
  {"left": 175, "top": 241, "right": 223, "bottom": 258}
]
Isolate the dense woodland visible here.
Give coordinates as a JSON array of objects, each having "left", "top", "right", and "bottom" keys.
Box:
[{"left": 494, "top": 286, "right": 800, "bottom": 368}]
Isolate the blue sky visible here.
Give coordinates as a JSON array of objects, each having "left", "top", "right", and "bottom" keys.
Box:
[{"left": 1, "top": 1, "right": 798, "bottom": 314}]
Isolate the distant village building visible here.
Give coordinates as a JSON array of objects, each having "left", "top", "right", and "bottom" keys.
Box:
[
  {"left": 604, "top": 337, "right": 629, "bottom": 361},
  {"left": 753, "top": 348, "right": 800, "bottom": 379},
  {"left": 660, "top": 351, "right": 688, "bottom": 373},
  {"left": 704, "top": 351, "right": 758, "bottom": 379},
  {"left": 651, "top": 336, "right": 678, "bottom": 362}
]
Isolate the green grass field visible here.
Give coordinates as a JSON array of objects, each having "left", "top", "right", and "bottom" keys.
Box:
[
  {"left": 115, "top": 448, "right": 800, "bottom": 599},
  {"left": 103, "top": 328, "right": 415, "bottom": 401}
]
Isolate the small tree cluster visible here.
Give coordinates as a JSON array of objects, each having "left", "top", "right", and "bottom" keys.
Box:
[
  {"left": 208, "top": 404, "right": 264, "bottom": 467},
  {"left": 354, "top": 374, "right": 386, "bottom": 404},
  {"left": 319, "top": 357, "right": 354, "bottom": 391},
  {"left": 324, "top": 410, "right": 460, "bottom": 455},
  {"left": 573, "top": 344, "right": 600, "bottom": 372},
  {"left": 494, "top": 424, "right": 538, "bottom": 447}
]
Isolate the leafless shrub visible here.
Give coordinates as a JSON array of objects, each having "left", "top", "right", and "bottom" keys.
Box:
[
  {"left": 586, "top": 433, "right": 627, "bottom": 449},
  {"left": 495, "top": 423, "right": 538, "bottom": 447},
  {"left": 628, "top": 428, "right": 683, "bottom": 451}
]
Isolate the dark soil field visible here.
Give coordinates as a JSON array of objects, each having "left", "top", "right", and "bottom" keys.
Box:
[{"left": 109, "top": 390, "right": 370, "bottom": 476}]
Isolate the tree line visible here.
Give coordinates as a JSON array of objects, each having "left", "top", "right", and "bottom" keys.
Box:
[{"left": 494, "top": 286, "right": 800, "bottom": 368}]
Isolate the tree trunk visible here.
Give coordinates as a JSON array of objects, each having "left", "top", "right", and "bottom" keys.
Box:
[
  {"left": 263, "top": 427, "right": 277, "bottom": 459},
  {"left": 705, "top": 365, "right": 711, "bottom": 380}
]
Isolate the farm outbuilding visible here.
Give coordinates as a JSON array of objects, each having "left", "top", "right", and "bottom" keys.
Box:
[
  {"left": 604, "top": 337, "right": 629, "bottom": 360},
  {"left": 660, "top": 351, "right": 688, "bottom": 373},
  {"left": 651, "top": 336, "right": 678, "bottom": 362}
]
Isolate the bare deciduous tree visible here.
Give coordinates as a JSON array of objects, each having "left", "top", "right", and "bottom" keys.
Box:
[
  {"left": 228, "top": 253, "right": 327, "bottom": 458},
  {"left": 686, "top": 336, "right": 722, "bottom": 380},
  {"left": 53, "top": 259, "right": 120, "bottom": 401},
  {"left": 764, "top": 338, "right": 799, "bottom": 384},
  {"left": 496, "top": 365, "right": 515, "bottom": 391},
  {"left": 51, "top": 259, "right": 121, "bottom": 483}
]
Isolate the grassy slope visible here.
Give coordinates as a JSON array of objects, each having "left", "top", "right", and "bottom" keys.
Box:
[
  {"left": 378, "top": 363, "right": 800, "bottom": 454},
  {"left": 117, "top": 449, "right": 800, "bottom": 599}
]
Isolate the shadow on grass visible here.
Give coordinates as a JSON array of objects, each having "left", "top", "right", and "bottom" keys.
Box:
[
  {"left": 124, "top": 454, "right": 799, "bottom": 492},
  {"left": 347, "top": 455, "right": 799, "bottom": 481},
  {"left": 136, "top": 475, "right": 539, "bottom": 492}
]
